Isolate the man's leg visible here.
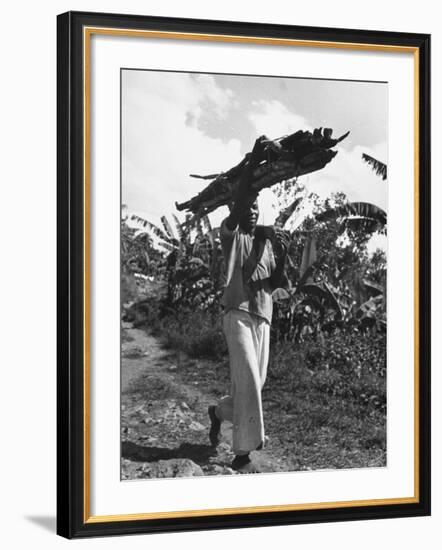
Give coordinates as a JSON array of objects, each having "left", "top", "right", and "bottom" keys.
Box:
[
  {"left": 208, "top": 310, "right": 267, "bottom": 470},
  {"left": 257, "top": 318, "right": 270, "bottom": 389},
  {"left": 208, "top": 404, "right": 223, "bottom": 446},
  {"left": 208, "top": 389, "right": 233, "bottom": 446},
  {"left": 256, "top": 318, "right": 270, "bottom": 449},
  {"left": 225, "top": 310, "right": 265, "bottom": 460},
  {"left": 231, "top": 317, "right": 270, "bottom": 469}
]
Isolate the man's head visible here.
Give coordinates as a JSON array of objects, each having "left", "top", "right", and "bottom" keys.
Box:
[{"left": 239, "top": 199, "right": 259, "bottom": 234}]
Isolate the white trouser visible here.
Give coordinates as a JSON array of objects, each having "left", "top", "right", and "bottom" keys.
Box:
[{"left": 216, "top": 309, "right": 270, "bottom": 455}]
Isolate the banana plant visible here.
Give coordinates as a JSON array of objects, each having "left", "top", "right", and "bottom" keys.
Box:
[
  {"left": 121, "top": 217, "right": 162, "bottom": 277},
  {"left": 362, "top": 153, "right": 387, "bottom": 180},
  {"left": 271, "top": 219, "right": 386, "bottom": 342},
  {"left": 131, "top": 212, "right": 224, "bottom": 312},
  {"left": 315, "top": 201, "right": 387, "bottom": 235},
  {"left": 272, "top": 234, "right": 344, "bottom": 342}
]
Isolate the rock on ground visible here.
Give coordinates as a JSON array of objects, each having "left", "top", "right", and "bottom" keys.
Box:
[{"left": 131, "top": 458, "right": 204, "bottom": 479}]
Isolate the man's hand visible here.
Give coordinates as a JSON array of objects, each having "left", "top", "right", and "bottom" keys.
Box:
[
  {"left": 274, "top": 229, "right": 290, "bottom": 257},
  {"left": 270, "top": 229, "right": 290, "bottom": 291}
]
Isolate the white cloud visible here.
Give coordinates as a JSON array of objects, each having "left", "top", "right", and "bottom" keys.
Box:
[
  {"left": 248, "top": 99, "right": 310, "bottom": 138},
  {"left": 193, "top": 74, "right": 235, "bottom": 119},
  {"left": 122, "top": 71, "right": 241, "bottom": 226},
  {"left": 303, "top": 142, "right": 388, "bottom": 210}
]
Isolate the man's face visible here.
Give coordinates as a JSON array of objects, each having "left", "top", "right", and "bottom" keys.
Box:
[{"left": 239, "top": 200, "right": 259, "bottom": 233}]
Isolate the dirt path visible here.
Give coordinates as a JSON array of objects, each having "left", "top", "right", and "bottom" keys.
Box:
[{"left": 121, "top": 324, "right": 284, "bottom": 479}]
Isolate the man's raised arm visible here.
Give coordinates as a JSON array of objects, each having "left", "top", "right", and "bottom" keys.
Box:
[
  {"left": 225, "top": 135, "right": 268, "bottom": 231},
  {"left": 270, "top": 229, "right": 290, "bottom": 290}
]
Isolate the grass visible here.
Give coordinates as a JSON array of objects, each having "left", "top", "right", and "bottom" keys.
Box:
[
  {"left": 127, "top": 299, "right": 227, "bottom": 361},
  {"left": 264, "top": 336, "right": 386, "bottom": 469}
]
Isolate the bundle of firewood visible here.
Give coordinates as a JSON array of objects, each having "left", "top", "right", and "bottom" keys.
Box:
[{"left": 176, "top": 127, "right": 349, "bottom": 217}]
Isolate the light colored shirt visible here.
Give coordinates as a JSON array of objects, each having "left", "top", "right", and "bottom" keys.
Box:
[{"left": 220, "top": 218, "right": 276, "bottom": 324}]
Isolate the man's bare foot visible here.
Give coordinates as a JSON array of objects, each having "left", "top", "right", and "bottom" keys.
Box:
[
  {"left": 236, "top": 462, "right": 262, "bottom": 474},
  {"left": 232, "top": 454, "right": 261, "bottom": 474},
  {"left": 208, "top": 405, "right": 221, "bottom": 446}
]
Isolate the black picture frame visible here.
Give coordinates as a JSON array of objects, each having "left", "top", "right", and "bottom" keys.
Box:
[{"left": 57, "top": 10, "right": 431, "bottom": 539}]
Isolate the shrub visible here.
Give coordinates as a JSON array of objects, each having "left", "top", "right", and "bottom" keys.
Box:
[
  {"left": 143, "top": 307, "right": 227, "bottom": 361},
  {"left": 267, "top": 331, "right": 386, "bottom": 413},
  {"left": 121, "top": 272, "right": 139, "bottom": 305}
]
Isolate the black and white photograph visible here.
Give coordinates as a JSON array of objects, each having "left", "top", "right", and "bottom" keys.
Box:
[{"left": 120, "top": 69, "right": 388, "bottom": 479}]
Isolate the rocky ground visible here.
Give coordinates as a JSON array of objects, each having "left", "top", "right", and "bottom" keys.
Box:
[{"left": 121, "top": 324, "right": 285, "bottom": 480}]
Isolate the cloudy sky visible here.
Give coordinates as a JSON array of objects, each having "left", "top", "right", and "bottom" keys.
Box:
[{"left": 121, "top": 69, "right": 387, "bottom": 236}]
